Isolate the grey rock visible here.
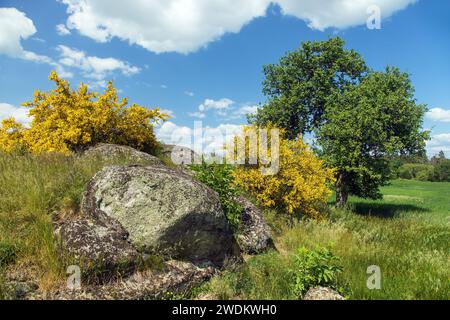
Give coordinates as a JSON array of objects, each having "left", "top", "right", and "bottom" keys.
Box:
[
  {"left": 39, "top": 260, "right": 216, "bottom": 300},
  {"left": 234, "top": 196, "right": 274, "bottom": 254},
  {"left": 55, "top": 218, "right": 140, "bottom": 281},
  {"left": 161, "top": 144, "right": 200, "bottom": 166},
  {"left": 303, "top": 286, "right": 345, "bottom": 300},
  {"left": 82, "top": 143, "right": 163, "bottom": 165},
  {"left": 81, "top": 165, "right": 239, "bottom": 267},
  {"left": 2, "top": 281, "right": 39, "bottom": 300}
]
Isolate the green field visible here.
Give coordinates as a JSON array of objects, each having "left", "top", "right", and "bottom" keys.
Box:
[
  {"left": 350, "top": 180, "right": 450, "bottom": 221},
  {"left": 201, "top": 180, "right": 450, "bottom": 300}
]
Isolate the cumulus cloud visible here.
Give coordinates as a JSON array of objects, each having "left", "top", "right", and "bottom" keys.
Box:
[
  {"left": 426, "top": 108, "right": 450, "bottom": 123},
  {"left": 189, "top": 98, "right": 235, "bottom": 119},
  {"left": 184, "top": 91, "right": 195, "bottom": 97},
  {"left": 0, "top": 8, "right": 74, "bottom": 78},
  {"left": 57, "top": 45, "right": 140, "bottom": 81},
  {"left": 156, "top": 121, "right": 243, "bottom": 155},
  {"left": 0, "top": 103, "right": 32, "bottom": 126},
  {"left": 56, "top": 24, "right": 71, "bottom": 36},
  {"left": 233, "top": 104, "right": 259, "bottom": 118},
  {"left": 199, "top": 98, "right": 234, "bottom": 112},
  {"left": 276, "top": 0, "right": 417, "bottom": 31},
  {"left": 0, "top": 8, "right": 52, "bottom": 63},
  {"left": 61, "top": 0, "right": 269, "bottom": 54},
  {"left": 427, "top": 133, "right": 450, "bottom": 157},
  {"left": 60, "top": 0, "right": 417, "bottom": 54}
]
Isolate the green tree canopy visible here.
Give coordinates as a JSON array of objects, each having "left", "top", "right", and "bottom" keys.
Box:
[
  {"left": 250, "top": 37, "right": 367, "bottom": 139},
  {"left": 317, "top": 67, "right": 428, "bottom": 204}
]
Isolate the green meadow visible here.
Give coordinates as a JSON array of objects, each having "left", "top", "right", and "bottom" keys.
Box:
[{"left": 200, "top": 180, "right": 450, "bottom": 300}]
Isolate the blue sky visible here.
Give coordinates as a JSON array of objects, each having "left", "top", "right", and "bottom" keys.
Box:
[{"left": 0, "top": 0, "right": 449, "bottom": 156}]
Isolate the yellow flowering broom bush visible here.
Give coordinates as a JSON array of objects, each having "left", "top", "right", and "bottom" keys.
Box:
[
  {"left": 0, "top": 118, "right": 26, "bottom": 153},
  {"left": 0, "top": 71, "right": 169, "bottom": 154},
  {"left": 231, "top": 125, "right": 335, "bottom": 219}
]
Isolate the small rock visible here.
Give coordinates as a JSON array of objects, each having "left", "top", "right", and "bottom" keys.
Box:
[
  {"left": 161, "top": 144, "right": 200, "bottom": 166},
  {"left": 82, "top": 143, "right": 163, "bottom": 165},
  {"left": 303, "top": 287, "right": 345, "bottom": 300},
  {"left": 234, "top": 196, "right": 274, "bottom": 254}
]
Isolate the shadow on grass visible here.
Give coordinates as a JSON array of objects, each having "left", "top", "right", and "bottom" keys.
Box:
[{"left": 350, "top": 202, "right": 430, "bottom": 218}]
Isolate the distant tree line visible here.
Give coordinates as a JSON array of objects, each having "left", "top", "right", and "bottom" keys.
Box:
[{"left": 390, "top": 151, "right": 450, "bottom": 182}]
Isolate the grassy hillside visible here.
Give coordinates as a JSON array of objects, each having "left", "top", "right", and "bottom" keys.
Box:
[{"left": 199, "top": 180, "right": 450, "bottom": 300}]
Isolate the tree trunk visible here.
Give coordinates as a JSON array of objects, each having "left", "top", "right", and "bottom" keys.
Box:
[{"left": 335, "top": 172, "right": 349, "bottom": 208}]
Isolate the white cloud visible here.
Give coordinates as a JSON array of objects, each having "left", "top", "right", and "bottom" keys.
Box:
[
  {"left": 189, "top": 98, "right": 235, "bottom": 119},
  {"left": 199, "top": 98, "right": 234, "bottom": 112},
  {"left": 426, "top": 108, "right": 450, "bottom": 123},
  {"left": 156, "top": 121, "right": 193, "bottom": 149},
  {"left": 0, "top": 8, "right": 52, "bottom": 63},
  {"left": 60, "top": 0, "right": 416, "bottom": 54},
  {"left": 0, "top": 8, "right": 75, "bottom": 77},
  {"left": 160, "top": 109, "right": 175, "bottom": 118},
  {"left": 234, "top": 104, "right": 259, "bottom": 117},
  {"left": 61, "top": 0, "right": 269, "bottom": 54},
  {"left": 276, "top": 0, "right": 417, "bottom": 31},
  {"left": 57, "top": 45, "right": 140, "bottom": 81},
  {"left": 160, "top": 84, "right": 168, "bottom": 89},
  {"left": 0, "top": 103, "right": 32, "bottom": 126},
  {"left": 56, "top": 24, "right": 71, "bottom": 36},
  {"left": 156, "top": 121, "right": 243, "bottom": 155},
  {"left": 188, "top": 111, "right": 206, "bottom": 119},
  {"left": 184, "top": 91, "right": 195, "bottom": 97},
  {"left": 427, "top": 133, "right": 450, "bottom": 157},
  {"left": 212, "top": 103, "right": 260, "bottom": 120}
]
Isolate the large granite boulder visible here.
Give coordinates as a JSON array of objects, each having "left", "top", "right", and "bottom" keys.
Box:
[
  {"left": 234, "top": 196, "right": 274, "bottom": 254},
  {"left": 81, "top": 165, "right": 238, "bottom": 267},
  {"left": 82, "top": 143, "right": 163, "bottom": 166}
]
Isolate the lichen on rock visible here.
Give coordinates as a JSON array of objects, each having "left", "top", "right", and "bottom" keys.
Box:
[{"left": 81, "top": 165, "right": 239, "bottom": 267}]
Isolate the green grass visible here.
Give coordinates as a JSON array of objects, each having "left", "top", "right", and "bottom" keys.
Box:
[
  {"left": 199, "top": 180, "right": 450, "bottom": 300},
  {"left": 350, "top": 179, "right": 450, "bottom": 222}
]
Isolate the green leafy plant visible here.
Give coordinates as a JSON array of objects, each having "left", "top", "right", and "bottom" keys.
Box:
[
  {"left": 190, "top": 160, "right": 242, "bottom": 230},
  {"left": 289, "top": 246, "right": 343, "bottom": 297}
]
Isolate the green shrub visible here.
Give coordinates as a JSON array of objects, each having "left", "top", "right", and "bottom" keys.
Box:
[
  {"left": 289, "top": 246, "right": 343, "bottom": 297},
  {"left": 398, "top": 163, "right": 434, "bottom": 181},
  {"left": 190, "top": 160, "right": 242, "bottom": 229},
  {"left": 433, "top": 159, "right": 450, "bottom": 182}
]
